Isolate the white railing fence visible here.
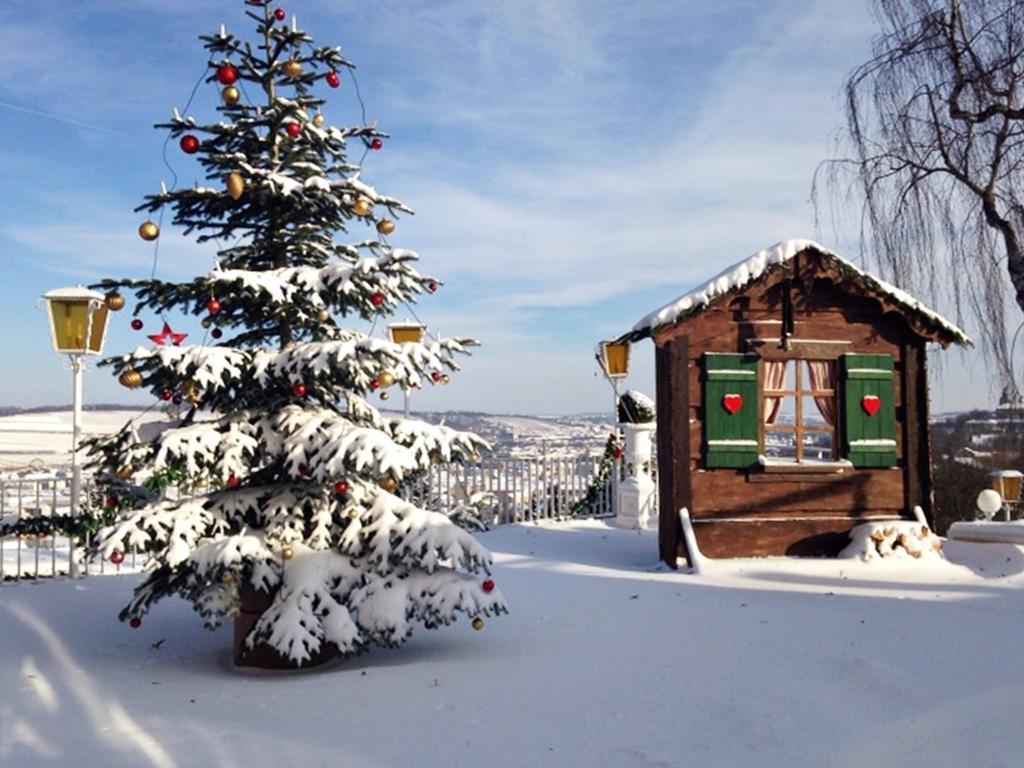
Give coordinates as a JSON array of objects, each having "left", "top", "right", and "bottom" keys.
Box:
[{"left": 0, "top": 451, "right": 623, "bottom": 581}]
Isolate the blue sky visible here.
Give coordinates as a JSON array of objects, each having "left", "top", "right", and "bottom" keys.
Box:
[{"left": 0, "top": 0, "right": 1003, "bottom": 415}]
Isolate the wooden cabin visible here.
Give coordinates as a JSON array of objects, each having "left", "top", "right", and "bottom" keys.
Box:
[{"left": 621, "top": 240, "right": 970, "bottom": 564}]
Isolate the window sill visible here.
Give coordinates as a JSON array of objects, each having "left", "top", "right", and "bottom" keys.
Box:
[{"left": 756, "top": 456, "right": 853, "bottom": 475}]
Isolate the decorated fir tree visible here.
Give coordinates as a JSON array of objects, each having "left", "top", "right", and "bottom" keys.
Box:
[{"left": 87, "top": 1, "right": 506, "bottom": 669}]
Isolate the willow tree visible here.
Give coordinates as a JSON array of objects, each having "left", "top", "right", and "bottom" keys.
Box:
[{"left": 818, "top": 0, "right": 1024, "bottom": 400}]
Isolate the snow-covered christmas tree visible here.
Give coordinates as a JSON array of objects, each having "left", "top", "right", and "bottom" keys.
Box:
[{"left": 87, "top": 1, "right": 506, "bottom": 669}]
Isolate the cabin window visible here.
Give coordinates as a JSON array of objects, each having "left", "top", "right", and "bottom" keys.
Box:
[{"left": 762, "top": 360, "right": 837, "bottom": 462}]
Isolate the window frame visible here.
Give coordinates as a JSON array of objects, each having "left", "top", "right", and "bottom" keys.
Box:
[{"left": 761, "top": 358, "right": 839, "bottom": 464}]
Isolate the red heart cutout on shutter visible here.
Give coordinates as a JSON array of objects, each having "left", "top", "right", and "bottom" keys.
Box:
[
  {"left": 722, "top": 394, "right": 743, "bottom": 414},
  {"left": 861, "top": 395, "right": 881, "bottom": 415}
]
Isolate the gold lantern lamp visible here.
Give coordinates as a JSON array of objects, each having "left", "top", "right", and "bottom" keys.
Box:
[
  {"left": 988, "top": 469, "right": 1024, "bottom": 521},
  {"left": 43, "top": 286, "right": 110, "bottom": 356},
  {"left": 388, "top": 321, "right": 426, "bottom": 418},
  {"left": 388, "top": 321, "right": 425, "bottom": 345},
  {"left": 598, "top": 340, "right": 630, "bottom": 379}
]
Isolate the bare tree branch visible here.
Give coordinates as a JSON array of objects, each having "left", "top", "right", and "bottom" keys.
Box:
[{"left": 815, "top": 0, "right": 1024, "bottom": 403}]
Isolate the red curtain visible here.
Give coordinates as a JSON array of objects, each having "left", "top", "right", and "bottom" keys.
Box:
[
  {"left": 806, "top": 360, "right": 836, "bottom": 425},
  {"left": 762, "top": 360, "right": 788, "bottom": 425}
]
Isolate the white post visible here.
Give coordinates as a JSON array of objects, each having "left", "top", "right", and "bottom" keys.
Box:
[
  {"left": 614, "top": 422, "right": 656, "bottom": 529},
  {"left": 69, "top": 355, "right": 84, "bottom": 578},
  {"left": 404, "top": 387, "right": 411, "bottom": 419}
]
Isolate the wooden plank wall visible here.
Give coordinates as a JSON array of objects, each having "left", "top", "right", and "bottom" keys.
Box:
[
  {"left": 656, "top": 337, "right": 690, "bottom": 566},
  {"left": 654, "top": 255, "right": 924, "bottom": 558}
]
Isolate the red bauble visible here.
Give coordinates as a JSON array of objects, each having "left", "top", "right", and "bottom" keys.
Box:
[
  {"left": 334, "top": 480, "right": 349, "bottom": 495},
  {"left": 129, "top": 617, "right": 142, "bottom": 629},
  {"left": 298, "top": 465, "right": 309, "bottom": 477},
  {"left": 613, "top": 447, "right": 623, "bottom": 460},
  {"left": 285, "top": 122, "right": 302, "bottom": 138},
  {"left": 292, "top": 382, "right": 307, "bottom": 397},
  {"left": 427, "top": 282, "right": 438, "bottom": 293},
  {"left": 160, "top": 388, "right": 173, "bottom": 401},
  {"left": 370, "top": 138, "right": 383, "bottom": 150},
  {"left": 482, "top": 579, "right": 495, "bottom": 593},
  {"left": 105, "top": 495, "right": 118, "bottom": 509},
  {"left": 227, "top": 475, "right": 240, "bottom": 488},
  {"left": 431, "top": 371, "right": 442, "bottom": 383},
  {"left": 274, "top": 8, "right": 286, "bottom": 20},
  {"left": 180, "top": 134, "right": 200, "bottom": 154},
  {"left": 206, "top": 298, "right": 221, "bottom": 314},
  {"left": 211, "top": 328, "right": 223, "bottom": 339},
  {"left": 369, "top": 379, "right": 381, "bottom": 390},
  {"left": 110, "top": 550, "right": 125, "bottom": 565},
  {"left": 326, "top": 71, "right": 341, "bottom": 88},
  {"left": 131, "top": 318, "right": 144, "bottom": 330},
  {"left": 216, "top": 63, "right": 239, "bottom": 85},
  {"left": 371, "top": 292, "right": 385, "bottom": 306}
]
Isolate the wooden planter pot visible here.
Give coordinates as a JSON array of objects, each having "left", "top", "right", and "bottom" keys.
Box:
[{"left": 233, "top": 582, "right": 341, "bottom": 670}]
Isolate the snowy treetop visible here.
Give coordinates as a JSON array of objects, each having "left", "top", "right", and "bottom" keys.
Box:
[{"left": 625, "top": 239, "right": 971, "bottom": 346}]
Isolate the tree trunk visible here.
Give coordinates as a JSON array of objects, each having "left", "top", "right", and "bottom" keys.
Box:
[{"left": 233, "top": 582, "right": 341, "bottom": 669}]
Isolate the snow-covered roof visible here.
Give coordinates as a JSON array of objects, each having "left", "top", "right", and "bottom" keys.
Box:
[{"left": 624, "top": 239, "right": 971, "bottom": 347}]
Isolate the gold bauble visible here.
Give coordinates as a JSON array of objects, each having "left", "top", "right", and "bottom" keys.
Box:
[
  {"left": 317, "top": 308, "right": 330, "bottom": 322},
  {"left": 380, "top": 391, "right": 390, "bottom": 401},
  {"left": 378, "top": 476, "right": 398, "bottom": 493},
  {"left": 182, "top": 380, "right": 201, "bottom": 406},
  {"left": 472, "top": 617, "right": 485, "bottom": 631},
  {"left": 312, "top": 114, "right": 325, "bottom": 127},
  {"left": 470, "top": 453, "right": 481, "bottom": 462},
  {"left": 440, "top": 374, "right": 450, "bottom": 385},
  {"left": 222, "top": 85, "right": 240, "bottom": 105},
  {"left": 376, "top": 219, "right": 395, "bottom": 236},
  {"left": 282, "top": 58, "right": 303, "bottom": 78},
  {"left": 352, "top": 197, "right": 373, "bottom": 216},
  {"left": 118, "top": 369, "right": 143, "bottom": 389},
  {"left": 105, "top": 292, "right": 125, "bottom": 311},
  {"left": 378, "top": 371, "right": 396, "bottom": 388},
  {"left": 226, "top": 172, "right": 245, "bottom": 200},
  {"left": 221, "top": 571, "right": 235, "bottom": 585},
  {"left": 347, "top": 506, "right": 359, "bottom": 519},
  {"left": 281, "top": 545, "right": 294, "bottom": 560},
  {"left": 116, "top": 465, "right": 134, "bottom": 480},
  {"left": 138, "top": 221, "right": 160, "bottom": 241}
]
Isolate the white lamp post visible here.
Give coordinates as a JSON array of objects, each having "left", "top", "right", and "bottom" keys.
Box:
[
  {"left": 388, "top": 321, "right": 425, "bottom": 418},
  {"left": 42, "top": 286, "right": 111, "bottom": 574},
  {"left": 597, "top": 340, "right": 630, "bottom": 422}
]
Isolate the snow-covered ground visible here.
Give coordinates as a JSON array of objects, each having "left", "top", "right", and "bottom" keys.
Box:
[{"left": 1, "top": 520, "right": 1022, "bottom": 768}]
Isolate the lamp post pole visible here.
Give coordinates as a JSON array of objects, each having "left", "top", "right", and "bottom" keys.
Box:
[{"left": 69, "top": 355, "right": 85, "bottom": 577}]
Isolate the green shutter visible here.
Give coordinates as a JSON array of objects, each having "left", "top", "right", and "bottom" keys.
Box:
[
  {"left": 703, "top": 353, "right": 760, "bottom": 468},
  {"left": 841, "top": 353, "right": 897, "bottom": 468}
]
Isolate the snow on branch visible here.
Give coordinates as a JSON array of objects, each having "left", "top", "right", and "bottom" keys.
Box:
[
  {"left": 359, "top": 491, "right": 494, "bottom": 574},
  {"left": 387, "top": 417, "right": 489, "bottom": 465},
  {"left": 275, "top": 404, "right": 420, "bottom": 480}
]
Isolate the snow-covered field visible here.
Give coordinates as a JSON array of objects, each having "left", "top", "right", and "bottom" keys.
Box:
[
  {"left": 0, "top": 409, "right": 167, "bottom": 471},
  {"left": 1, "top": 519, "right": 1022, "bottom": 768}
]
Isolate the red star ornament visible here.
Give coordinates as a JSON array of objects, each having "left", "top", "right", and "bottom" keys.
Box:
[{"left": 148, "top": 322, "right": 188, "bottom": 347}]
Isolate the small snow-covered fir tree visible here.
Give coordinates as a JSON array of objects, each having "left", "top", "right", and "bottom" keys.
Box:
[{"left": 87, "top": 3, "right": 506, "bottom": 668}]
